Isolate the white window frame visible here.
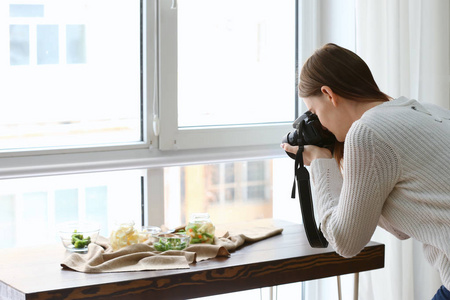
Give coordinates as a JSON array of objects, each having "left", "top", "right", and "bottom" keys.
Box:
[
  {"left": 157, "top": 0, "right": 294, "bottom": 151},
  {"left": 0, "top": 0, "right": 311, "bottom": 180}
]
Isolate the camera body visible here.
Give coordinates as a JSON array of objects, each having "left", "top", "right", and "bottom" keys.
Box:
[{"left": 282, "top": 111, "right": 336, "bottom": 159}]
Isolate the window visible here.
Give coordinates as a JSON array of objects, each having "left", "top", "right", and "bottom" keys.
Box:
[
  {"left": 2, "top": 1, "right": 142, "bottom": 151},
  {"left": 9, "top": 24, "right": 30, "bottom": 65},
  {"left": 2, "top": 3, "right": 306, "bottom": 297},
  {"left": 1, "top": 0, "right": 300, "bottom": 176},
  {"left": 36, "top": 24, "right": 59, "bottom": 64},
  {"left": 1, "top": 0, "right": 303, "bottom": 244},
  {"left": 66, "top": 24, "right": 86, "bottom": 64},
  {"left": 162, "top": 157, "right": 300, "bottom": 229},
  {"left": 177, "top": 0, "right": 296, "bottom": 127},
  {"left": 0, "top": 170, "right": 143, "bottom": 249},
  {"left": 158, "top": 0, "right": 296, "bottom": 150},
  {"left": 2, "top": 0, "right": 303, "bottom": 240}
]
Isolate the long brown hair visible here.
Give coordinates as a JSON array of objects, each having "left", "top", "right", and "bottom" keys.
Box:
[{"left": 298, "top": 43, "right": 390, "bottom": 168}]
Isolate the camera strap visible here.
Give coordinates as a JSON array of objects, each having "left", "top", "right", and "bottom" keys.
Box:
[{"left": 291, "top": 146, "right": 329, "bottom": 248}]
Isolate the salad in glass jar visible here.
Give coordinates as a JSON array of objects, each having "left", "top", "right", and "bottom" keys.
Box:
[{"left": 185, "top": 213, "right": 215, "bottom": 244}]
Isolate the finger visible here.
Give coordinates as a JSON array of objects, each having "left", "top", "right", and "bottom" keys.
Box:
[{"left": 281, "top": 143, "right": 298, "bottom": 154}]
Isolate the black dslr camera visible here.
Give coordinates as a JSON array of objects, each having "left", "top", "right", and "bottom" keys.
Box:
[
  {"left": 282, "top": 111, "right": 336, "bottom": 248},
  {"left": 282, "top": 111, "right": 336, "bottom": 159}
]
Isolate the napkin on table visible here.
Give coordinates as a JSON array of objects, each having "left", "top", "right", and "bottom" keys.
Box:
[{"left": 61, "top": 221, "right": 283, "bottom": 273}]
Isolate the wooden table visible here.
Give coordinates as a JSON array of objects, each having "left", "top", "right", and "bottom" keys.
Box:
[{"left": 0, "top": 220, "right": 384, "bottom": 300}]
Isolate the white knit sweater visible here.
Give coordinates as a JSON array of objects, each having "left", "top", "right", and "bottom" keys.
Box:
[{"left": 310, "top": 97, "right": 450, "bottom": 287}]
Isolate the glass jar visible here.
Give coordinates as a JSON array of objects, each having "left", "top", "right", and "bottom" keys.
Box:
[
  {"left": 185, "top": 213, "right": 215, "bottom": 244},
  {"left": 109, "top": 220, "right": 140, "bottom": 251},
  {"left": 139, "top": 225, "right": 162, "bottom": 244}
]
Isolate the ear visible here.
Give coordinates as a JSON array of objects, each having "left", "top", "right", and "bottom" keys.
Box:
[{"left": 320, "top": 86, "right": 339, "bottom": 107}]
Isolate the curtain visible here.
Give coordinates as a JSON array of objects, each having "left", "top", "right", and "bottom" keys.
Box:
[
  {"left": 355, "top": 0, "right": 450, "bottom": 299},
  {"left": 356, "top": 0, "right": 450, "bottom": 109}
]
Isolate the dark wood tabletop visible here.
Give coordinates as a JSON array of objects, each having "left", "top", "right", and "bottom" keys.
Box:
[{"left": 0, "top": 220, "right": 384, "bottom": 300}]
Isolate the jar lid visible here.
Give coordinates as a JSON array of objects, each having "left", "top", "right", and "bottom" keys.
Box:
[
  {"left": 190, "top": 212, "right": 211, "bottom": 220},
  {"left": 141, "top": 226, "right": 161, "bottom": 235}
]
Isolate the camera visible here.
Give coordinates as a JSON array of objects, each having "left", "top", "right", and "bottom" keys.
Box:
[
  {"left": 282, "top": 111, "right": 336, "bottom": 248},
  {"left": 282, "top": 111, "right": 336, "bottom": 159}
]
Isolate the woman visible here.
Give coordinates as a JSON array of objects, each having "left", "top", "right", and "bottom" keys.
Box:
[{"left": 281, "top": 43, "right": 450, "bottom": 299}]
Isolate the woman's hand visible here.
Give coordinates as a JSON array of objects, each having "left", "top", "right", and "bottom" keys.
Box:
[{"left": 280, "top": 143, "right": 332, "bottom": 166}]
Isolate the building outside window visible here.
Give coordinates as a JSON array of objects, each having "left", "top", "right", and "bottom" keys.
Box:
[{"left": 174, "top": 160, "right": 275, "bottom": 226}]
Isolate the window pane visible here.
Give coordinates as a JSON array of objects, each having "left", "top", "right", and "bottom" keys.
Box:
[
  {"left": 9, "top": 4, "right": 44, "bottom": 18},
  {"left": 22, "top": 192, "right": 49, "bottom": 245},
  {"left": 0, "top": 170, "right": 143, "bottom": 249},
  {"left": 163, "top": 158, "right": 298, "bottom": 228},
  {"left": 55, "top": 189, "right": 79, "bottom": 224},
  {"left": 85, "top": 186, "right": 109, "bottom": 232},
  {"left": 66, "top": 25, "right": 86, "bottom": 64},
  {"left": 0, "top": 196, "right": 15, "bottom": 248},
  {"left": 2, "top": 1, "right": 142, "bottom": 151},
  {"left": 37, "top": 24, "right": 59, "bottom": 64},
  {"left": 165, "top": 161, "right": 272, "bottom": 226},
  {"left": 177, "top": 0, "right": 296, "bottom": 127},
  {"left": 9, "top": 25, "right": 29, "bottom": 65}
]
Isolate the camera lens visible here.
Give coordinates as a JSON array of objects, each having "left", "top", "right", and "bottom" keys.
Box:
[{"left": 282, "top": 131, "right": 298, "bottom": 146}]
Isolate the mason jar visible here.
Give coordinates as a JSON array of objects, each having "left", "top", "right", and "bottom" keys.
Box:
[{"left": 185, "top": 213, "right": 215, "bottom": 244}]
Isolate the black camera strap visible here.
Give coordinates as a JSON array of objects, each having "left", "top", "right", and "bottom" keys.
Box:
[{"left": 291, "top": 146, "right": 329, "bottom": 248}]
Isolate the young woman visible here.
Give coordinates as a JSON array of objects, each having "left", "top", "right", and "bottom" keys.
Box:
[{"left": 281, "top": 43, "right": 450, "bottom": 299}]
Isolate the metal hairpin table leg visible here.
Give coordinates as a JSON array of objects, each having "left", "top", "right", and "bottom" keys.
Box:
[
  {"left": 337, "top": 276, "right": 342, "bottom": 300},
  {"left": 354, "top": 273, "right": 360, "bottom": 300},
  {"left": 301, "top": 281, "right": 306, "bottom": 300}
]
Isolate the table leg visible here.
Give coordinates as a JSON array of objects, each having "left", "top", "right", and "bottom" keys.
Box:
[
  {"left": 337, "top": 276, "right": 342, "bottom": 300},
  {"left": 354, "top": 273, "right": 359, "bottom": 300},
  {"left": 301, "top": 281, "right": 306, "bottom": 300},
  {"left": 259, "top": 286, "right": 277, "bottom": 300}
]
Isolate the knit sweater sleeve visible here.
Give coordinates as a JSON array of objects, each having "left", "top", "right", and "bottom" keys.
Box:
[{"left": 311, "top": 122, "right": 402, "bottom": 258}]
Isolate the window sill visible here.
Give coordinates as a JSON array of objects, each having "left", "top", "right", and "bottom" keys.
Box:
[{"left": 0, "top": 144, "right": 285, "bottom": 179}]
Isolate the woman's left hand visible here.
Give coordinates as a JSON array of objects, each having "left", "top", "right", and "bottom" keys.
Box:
[{"left": 281, "top": 143, "right": 332, "bottom": 166}]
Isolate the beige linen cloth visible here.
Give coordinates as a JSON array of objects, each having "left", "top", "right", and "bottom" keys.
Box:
[{"left": 61, "top": 220, "right": 283, "bottom": 273}]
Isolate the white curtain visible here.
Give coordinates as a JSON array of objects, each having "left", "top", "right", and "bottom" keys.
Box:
[
  {"left": 356, "top": 0, "right": 450, "bottom": 108},
  {"left": 355, "top": 1, "right": 450, "bottom": 300},
  {"left": 297, "top": 1, "right": 449, "bottom": 299}
]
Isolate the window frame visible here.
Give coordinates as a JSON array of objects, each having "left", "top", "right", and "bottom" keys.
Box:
[
  {"left": 2, "top": 0, "right": 146, "bottom": 155},
  {"left": 157, "top": 0, "right": 295, "bottom": 151},
  {"left": 1, "top": 2, "right": 149, "bottom": 149},
  {"left": 0, "top": 0, "right": 304, "bottom": 180}
]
